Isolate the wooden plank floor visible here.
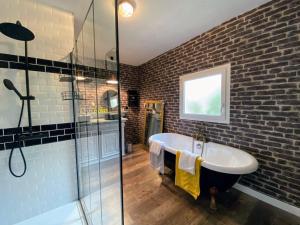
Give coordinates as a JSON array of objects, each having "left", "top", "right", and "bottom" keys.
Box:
[{"left": 123, "top": 148, "right": 299, "bottom": 225}]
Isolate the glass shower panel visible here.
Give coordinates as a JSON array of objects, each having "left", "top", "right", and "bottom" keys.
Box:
[
  {"left": 84, "top": 4, "right": 103, "bottom": 224},
  {"left": 73, "top": 1, "right": 122, "bottom": 225},
  {"left": 94, "top": 0, "right": 123, "bottom": 225},
  {"left": 74, "top": 29, "right": 90, "bottom": 212},
  {"left": 73, "top": 3, "right": 100, "bottom": 224}
]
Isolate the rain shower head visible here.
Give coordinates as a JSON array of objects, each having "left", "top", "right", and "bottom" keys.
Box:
[
  {"left": 3, "top": 79, "right": 23, "bottom": 99},
  {"left": 0, "top": 21, "right": 35, "bottom": 41}
]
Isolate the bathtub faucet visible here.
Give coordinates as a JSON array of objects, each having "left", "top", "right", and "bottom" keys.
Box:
[
  {"left": 192, "top": 128, "right": 207, "bottom": 156},
  {"left": 193, "top": 128, "right": 207, "bottom": 143}
]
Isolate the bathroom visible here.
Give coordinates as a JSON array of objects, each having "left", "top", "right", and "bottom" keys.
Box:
[{"left": 0, "top": 0, "right": 299, "bottom": 225}]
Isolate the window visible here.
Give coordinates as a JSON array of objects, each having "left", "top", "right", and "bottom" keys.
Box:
[{"left": 179, "top": 64, "right": 230, "bottom": 124}]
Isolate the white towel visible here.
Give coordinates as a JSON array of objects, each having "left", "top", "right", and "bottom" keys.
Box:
[
  {"left": 149, "top": 141, "right": 164, "bottom": 174},
  {"left": 178, "top": 151, "right": 198, "bottom": 175},
  {"left": 149, "top": 141, "right": 162, "bottom": 156}
]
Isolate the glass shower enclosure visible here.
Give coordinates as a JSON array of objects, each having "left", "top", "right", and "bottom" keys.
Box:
[
  {"left": 0, "top": 0, "right": 123, "bottom": 224},
  {"left": 72, "top": 1, "right": 123, "bottom": 225}
]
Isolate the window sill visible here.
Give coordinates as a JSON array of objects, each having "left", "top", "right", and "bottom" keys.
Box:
[{"left": 179, "top": 114, "right": 230, "bottom": 124}]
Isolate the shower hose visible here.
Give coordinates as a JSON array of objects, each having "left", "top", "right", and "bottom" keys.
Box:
[{"left": 9, "top": 99, "right": 27, "bottom": 177}]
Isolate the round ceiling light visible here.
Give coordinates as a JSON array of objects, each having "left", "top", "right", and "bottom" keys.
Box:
[{"left": 118, "top": 0, "right": 136, "bottom": 18}]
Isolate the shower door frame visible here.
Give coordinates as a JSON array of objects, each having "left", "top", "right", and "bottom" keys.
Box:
[{"left": 114, "top": 0, "right": 125, "bottom": 223}]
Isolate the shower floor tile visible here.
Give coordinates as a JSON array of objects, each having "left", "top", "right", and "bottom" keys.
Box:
[{"left": 13, "top": 201, "right": 86, "bottom": 225}]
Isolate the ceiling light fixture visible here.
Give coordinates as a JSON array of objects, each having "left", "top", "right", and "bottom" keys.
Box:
[
  {"left": 106, "top": 73, "right": 118, "bottom": 85},
  {"left": 76, "top": 76, "right": 86, "bottom": 81},
  {"left": 118, "top": 0, "right": 136, "bottom": 18},
  {"left": 106, "top": 80, "right": 118, "bottom": 85}
]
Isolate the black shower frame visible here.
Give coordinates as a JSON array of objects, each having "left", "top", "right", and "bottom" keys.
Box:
[{"left": 115, "top": 0, "right": 125, "bottom": 224}]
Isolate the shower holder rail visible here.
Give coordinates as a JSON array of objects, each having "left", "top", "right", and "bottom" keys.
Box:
[
  {"left": 61, "top": 91, "right": 87, "bottom": 100},
  {"left": 59, "top": 74, "right": 75, "bottom": 82},
  {"left": 15, "top": 132, "right": 49, "bottom": 141}
]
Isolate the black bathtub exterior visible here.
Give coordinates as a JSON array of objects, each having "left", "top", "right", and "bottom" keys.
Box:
[{"left": 164, "top": 151, "right": 240, "bottom": 194}]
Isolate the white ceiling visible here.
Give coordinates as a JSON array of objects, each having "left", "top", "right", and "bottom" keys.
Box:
[
  {"left": 37, "top": 0, "right": 271, "bottom": 66},
  {"left": 119, "top": 0, "right": 271, "bottom": 66}
]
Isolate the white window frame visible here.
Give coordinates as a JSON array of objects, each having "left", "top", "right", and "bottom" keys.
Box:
[{"left": 179, "top": 63, "right": 231, "bottom": 124}]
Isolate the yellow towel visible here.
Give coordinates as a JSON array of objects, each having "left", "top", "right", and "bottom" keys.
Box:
[{"left": 175, "top": 151, "right": 201, "bottom": 199}]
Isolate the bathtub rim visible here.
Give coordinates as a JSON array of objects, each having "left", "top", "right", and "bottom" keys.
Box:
[{"left": 149, "top": 132, "right": 258, "bottom": 175}]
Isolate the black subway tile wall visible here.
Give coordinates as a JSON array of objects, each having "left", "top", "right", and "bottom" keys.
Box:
[
  {"left": 4, "top": 128, "right": 22, "bottom": 135},
  {"left": 23, "top": 126, "right": 41, "bottom": 133},
  {"left": 0, "top": 61, "right": 9, "bottom": 68},
  {"left": 41, "top": 124, "right": 57, "bottom": 131},
  {"left": 53, "top": 61, "right": 69, "bottom": 68},
  {"left": 42, "top": 137, "right": 58, "bottom": 144},
  {"left": 0, "top": 53, "right": 72, "bottom": 75},
  {"left": 57, "top": 123, "right": 72, "bottom": 129},
  {"left": 58, "top": 135, "right": 72, "bottom": 142},
  {"left": 0, "top": 123, "right": 75, "bottom": 150},
  {"left": 24, "top": 139, "right": 42, "bottom": 147},
  {"left": 19, "top": 56, "right": 36, "bottom": 64},
  {"left": 45, "top": 66, "right": 61, "bottom": 73},
  {"left": 36, "top": 58, "right": 53, "bottom": 66},
  {"left": 0, "top": 53, "right": 115, "bottom": 80},
  {"left": 10, "top": 62, "right": 26, "bottom": 70},
  {"left": 50, "top": 130, "right": 65, "bottom": 136},
  {"left": 0, "top": 53, "right": 18, "bottom": 62}
]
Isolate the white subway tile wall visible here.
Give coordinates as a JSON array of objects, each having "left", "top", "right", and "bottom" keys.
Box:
[
  {"left": 0, "top": 1, "right": 78, "bottom": 224},
  {"left": 0, "top": 140, "right": 78, "bottom": 225},
  {"left": 0, "top": 68, "right": 73, "bottom": 128},
  {"left": 0, "top": 0, "right": 74, "bottom": 61}
]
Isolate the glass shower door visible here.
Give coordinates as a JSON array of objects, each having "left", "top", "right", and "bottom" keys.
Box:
[{"left": 73, "top": 1, "right": 123, "bottom": 225}]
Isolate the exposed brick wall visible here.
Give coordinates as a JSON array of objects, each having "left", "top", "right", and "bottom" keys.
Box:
[
  {"left": 74, "top": 63, "right": 141, "bottom": 145},
  {"left": 137, "top": 0, "right": 300, "bottom": 207},
  {"left": 120, "top": 64, "right": 141, "bottom": 145},
  {"left": 77, "top": 80, "right": 118, "bottom": 114}
]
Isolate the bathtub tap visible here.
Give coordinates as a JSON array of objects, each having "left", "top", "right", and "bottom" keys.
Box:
[{"left": 192, "top": 128, "right": 207, "bottom": 156}]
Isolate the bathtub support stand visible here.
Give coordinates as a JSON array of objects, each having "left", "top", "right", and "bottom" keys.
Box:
[{"left": 209, "top": 186, "right": 218, "bottom": 210}]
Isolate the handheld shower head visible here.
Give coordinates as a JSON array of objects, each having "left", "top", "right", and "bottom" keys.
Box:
[
  {"left": 3, "top": 79, "right": 15, "bottom": 90},
  {"left": 3, "top": 79, "right": 23, "bottom": 99}
]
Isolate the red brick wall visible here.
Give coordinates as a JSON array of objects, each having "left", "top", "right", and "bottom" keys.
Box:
[
  {"left": 120, "top": 64, "right": 141, "bottom": 144},
  {"left": 74, "top": 63, "right": 141, "bottom": 146},
  {"left": 135, "top": 0, "right": 300, "bottom": 206},
  {"left": 77, "top": 80, "right": 118, "bottom": 114}
]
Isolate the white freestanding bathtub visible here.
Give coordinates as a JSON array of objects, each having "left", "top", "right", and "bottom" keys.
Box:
[
  {"left": 149, "top": 133, "right": 258, "bottom": 174},
  {"left": 149, "top": 133, "right": 258, "bottom": 193}
]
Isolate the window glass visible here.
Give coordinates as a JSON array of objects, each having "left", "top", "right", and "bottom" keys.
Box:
[{"left": 184, "top": 74, "right": 222, "bottom": 116}]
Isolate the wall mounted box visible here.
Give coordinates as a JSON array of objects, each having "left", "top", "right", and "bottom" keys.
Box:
[{"left": 127, "top": 90, "right": 139, "bottom": 107}]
